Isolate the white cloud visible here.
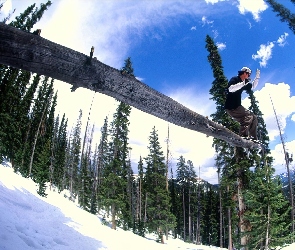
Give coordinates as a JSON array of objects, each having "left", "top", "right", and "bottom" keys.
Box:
[
  {"left": 191, "top": 26, "right": 197, "bottom": 31},
  {"left": 252, "top": 33, "right": 289, "bottom": 67},
  {"left": 237, "top": 0, "right": 268, "bottom": 21},
  {"left": 37, "top": 0, "right": 213, "bottom": 69},
  {"left": 277, "top": 32, "right": 289, "bottom": 47},
  {"left": 212, "top": 29, "right": 219, "bottom": 39},
  {"left": 243, "top": 82, "right": 295, "bottom": 174},
  {"left": 243, "top": 82, "right": 295, "bottom": 141},
  {"left": 0, "top": 0, "right": 12, "bottom": 16},
  {"left": 204, "top": 0, "right": 227, "bottom": 4},
  {"left": 167, "top": 86, "right": 215, "bottom": 116},
  {"left": 247, "top": 19, "right": 253, "bottom": 29},
  {"left": 216, "top": 42, "right": 226, "bottom": 50},
  {"left": 252, "top": 42, "right": 275, "bottom": 67},
  {"left": 201, "top": 16, "right": 214, "bottom": 26}
]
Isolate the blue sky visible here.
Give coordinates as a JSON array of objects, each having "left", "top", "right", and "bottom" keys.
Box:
[{"left": 1, "top": 0, "right": 295, "bottom": 184}]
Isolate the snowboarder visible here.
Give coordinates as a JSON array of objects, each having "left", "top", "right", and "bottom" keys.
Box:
[{"left": 224, "top": 66, "right": 260, "bottom": 141}]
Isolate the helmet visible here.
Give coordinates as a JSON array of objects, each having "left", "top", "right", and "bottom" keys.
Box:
[{"left": 240, "top": 67, "right": 251, "bottom": 74}]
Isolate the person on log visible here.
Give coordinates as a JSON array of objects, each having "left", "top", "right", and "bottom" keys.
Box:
[{"left": 224, "top": 66, "right": 260, "bottom": 141}]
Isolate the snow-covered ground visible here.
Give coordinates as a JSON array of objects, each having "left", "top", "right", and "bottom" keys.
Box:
[{"left": 0, "top": 163, "right": 294, "bottom": 250}]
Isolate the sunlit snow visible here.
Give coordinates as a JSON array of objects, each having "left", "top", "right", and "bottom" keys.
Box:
[{"left": 0, "top": 163, "right": 294, "bottom": 250}]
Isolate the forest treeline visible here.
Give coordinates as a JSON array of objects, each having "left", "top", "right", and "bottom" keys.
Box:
[{"left": 1, "top": 1, "right": 295, "bottom": 249}]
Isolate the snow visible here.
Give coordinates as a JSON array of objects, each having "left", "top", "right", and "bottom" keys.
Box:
[{"left": 0, "top": 163, "right": 294, "bottom": 250}]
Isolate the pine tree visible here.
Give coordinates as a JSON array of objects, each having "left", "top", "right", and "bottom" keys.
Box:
[
  {"left": 205, "top": 34, "right": 239, "bottom": 249},
  {"left": 205, "top": 34, "right": 262, "bottom": 248},
  {"left": 244, "top": 164, "right": 291, "bottom": 249},
  {"left": 265, "top": 0, "right": 295, "bottom": 35},
  {"left": 176, "top": 155, "right": 190, "bottom": 241},
  {"left": 242, "top": 92, "right": 293, "bottom": 247},
  {"left": 79, "top": 96, "right": 95, "bottom": 211},
  {"left": 205, "top": 34, "right": 289, "bottom": 248},
  {"left": 144, "top": 126, "right": 176, "bottom": 243},
  {"left": 9, "top": 1, "right": 52, "bottom": 32},
  {"left": 80, "top": 124, "right": 96, "bottom": 212},
  {"left": 99, "top": 101, "right": 131, "bottom": 230},
  {"left": 79, "top": 150, "right": 92, "bottom": 211},
  {"left": 90, "top": 144, "right": 99, "bottom": 214},
  {"left": 47, "top": 91, "right": 57, "bottom": 187},
  {"left": 201, "top": 184, "right": 219, "bottom": 246},
  {"left": 27, "top": 77, "right": 54, "bottom": 178},
  {"left": 91, "top": 116, "right": 109, "bottom": 214},
  {"left": 14, "top": 74, "right": 40, "bottom": 170},
  {"left": 0, "top": 68, "right": 26, "bottom": 163},
  {"left": 0, "top": 1, "right": 52, "bottom": 165},
  {"left": 34, "top": 139, "right": 50, "bottom": 197},
  {"left": 133, "top": 156, "right": 145, "bottom": 236},
  {"left": 52, "top": 114, "right": 68, "bottom": 192},
  {"left": 125, "top": 148, "right": 134, "bottom": 230},
  {"left": 247, "top": 90, "right": 271, "bottom": 157},
  {"left": 119, "top": 57, "right": 135, "bottom": 230},
  {"left": 67, "top": 110, "right": 82, "bottom": 201},
  {"left": 120, "top": 57, "right": 135, "bottom": 77},
  {"left": 31, "top": 79, "right": 55, "bottom": 196}
]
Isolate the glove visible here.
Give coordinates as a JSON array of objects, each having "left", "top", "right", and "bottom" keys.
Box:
[
  {"left": 255, "top": 69, "right": 260, "bottom": 79},
  {"left": 252, "top": 69, "right": 260, "bottom": 89}
]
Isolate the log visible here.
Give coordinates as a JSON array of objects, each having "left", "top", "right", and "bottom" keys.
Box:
[{"left": 0, "top": 23, "right": 258, "bottom": 149}]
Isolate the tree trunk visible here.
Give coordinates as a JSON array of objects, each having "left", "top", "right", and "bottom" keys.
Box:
[
  {"left": 0, "top": 23, "right": 259, "bottom": 150},
  {"left": 111, "top": 203, "right": 116, "bottom": 230},
  {"left": 139, "top": 178, "right": 142, "bottom": 221},
  {"left": 237, "top": 177, "right": 248, "bottom": 249},
  {"left": 227, "top": 185, "right": 233, "bottom": 250},
  {"left": 218, "top": 168, "right": 223, "bottom": 248},
  {"left": 49, "top": 125, "right": 55, "bottom": 191},
  {"left": 183, "top": 187, "right": 186, "bottom": 241},
  {"left": 188, "top": 185, "right": 192, "bottom": 242},
  {"left": 265, "top": 205, "right": 271, "bottom": 250},
  {"left": 196, "top": 182, "right": 201, "bottom": 245},
  {"left": 144, "top": 193, "right": 147, "bottom": 224},
  {"left": 165, "top": 125, "right": 170, "bottom": 241}
]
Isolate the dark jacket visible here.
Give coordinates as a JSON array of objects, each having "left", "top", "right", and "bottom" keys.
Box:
[{"left": 224, "top": 76, "right": 252, "bottom": 110}]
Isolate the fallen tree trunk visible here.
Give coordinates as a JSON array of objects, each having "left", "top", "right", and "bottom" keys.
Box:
[{"left": 0, "top": 23, "right": 258, "bottom": 149}]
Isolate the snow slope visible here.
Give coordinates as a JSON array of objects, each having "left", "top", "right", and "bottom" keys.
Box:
[{"left": 0, "top": 163, "right": 293, "bottom": 250}]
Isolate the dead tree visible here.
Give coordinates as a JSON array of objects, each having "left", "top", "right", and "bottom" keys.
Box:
[{"left": 0, "top": 23, "right": 259, "bottom": 149}]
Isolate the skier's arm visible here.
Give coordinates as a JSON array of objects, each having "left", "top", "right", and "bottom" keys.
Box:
[{"left": 228, "top": 79, "right": 246, "bottom": 92}]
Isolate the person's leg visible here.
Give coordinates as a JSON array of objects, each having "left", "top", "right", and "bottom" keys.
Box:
[
  {"left": 248, "top": 113, "right": 258, "bottom": 140},
  {"left": 226, "top": 106, "right": 257, "bottom": 138}
]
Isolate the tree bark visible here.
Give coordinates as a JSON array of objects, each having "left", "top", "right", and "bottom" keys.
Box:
[
  {"left": 183, "top": 187, "right": 186, "bottom": 241},
  {"left": 0, "top": 23, "right": 259, "bottom": 149},
  {"left": 111, "top": 202, "right": 116, "bottom": 230},
  {"left": 217, "top": 168, "right": 223, "bottom": 248},
  {"left": 237, "top": 177, "right": 248, "bottom": 249},
  {"left": 227, "top": 185, "right": 233, "bottom": 250}
]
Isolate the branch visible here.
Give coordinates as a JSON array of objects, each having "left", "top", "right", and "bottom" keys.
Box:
[{"left": 0, "top": 23, "right": 258, "bottom": 149}]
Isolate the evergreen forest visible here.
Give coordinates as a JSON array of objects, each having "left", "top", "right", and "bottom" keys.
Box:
[{"left": 1, "top": 1, "right": 295, "bottom": 249}]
